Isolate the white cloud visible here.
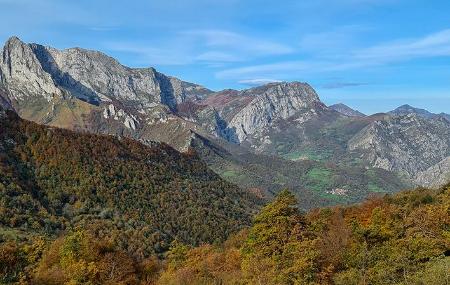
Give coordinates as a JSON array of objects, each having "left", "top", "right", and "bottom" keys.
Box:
[
  {"left": 354, "top": 29, "right": 450, "bottom": 61},
  {"left": 217, "top": 61, "right": 312, "bottom": 79}
]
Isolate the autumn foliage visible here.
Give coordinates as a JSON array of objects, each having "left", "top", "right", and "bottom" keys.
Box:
[{"left": 153, "top": 185, "right": 450, "bottom": 285}]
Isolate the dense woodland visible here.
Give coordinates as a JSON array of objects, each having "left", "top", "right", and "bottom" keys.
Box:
[
  {"left": 1, "top": 109, "right": 449, "bottom": 284},
  {"left": 0, "top": 110, "right": 259, "bottom": 258}
]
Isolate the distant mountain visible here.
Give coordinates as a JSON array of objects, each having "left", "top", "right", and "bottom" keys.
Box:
[
  {"left": 388, "top": 104, "right": 435, "bottom": 118},
  {"left": 388, "top": 104, "right": 449, "bottom": 121},
  {"left": 0, "top": 106, "right": 259, "bottom": 255},
  {"left": 329, "top": 103, "right": 366, "bottom": 117}
]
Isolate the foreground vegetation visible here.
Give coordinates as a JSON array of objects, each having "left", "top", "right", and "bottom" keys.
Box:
[
  {"left": 1, "top": 183, "right": 449, "bottom": 284},
  {"left": 1, "top": 109, "right": 449, "bottom": 284}
]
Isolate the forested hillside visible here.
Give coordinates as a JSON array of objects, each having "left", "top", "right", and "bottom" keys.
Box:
[{"left": 0, "top": 108, "right": 259, "bottom": 260}]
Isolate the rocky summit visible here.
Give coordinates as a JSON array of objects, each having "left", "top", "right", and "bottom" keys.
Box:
[{"left": 1, "top": 36, "right": 450, "bottom": 206}]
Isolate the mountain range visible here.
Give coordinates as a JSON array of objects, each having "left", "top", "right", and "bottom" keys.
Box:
[{"left": 1, "top": 36, "right": 449, "bottom": 207}]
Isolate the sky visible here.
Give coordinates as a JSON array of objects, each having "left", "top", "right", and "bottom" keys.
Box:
[{"left": 0, "top": 0, "right": 449, "bottom": 114}]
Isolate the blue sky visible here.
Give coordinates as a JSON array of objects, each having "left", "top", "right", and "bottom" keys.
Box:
[{"left": 1, "top": 0, "right": 449, "bottom": 114}]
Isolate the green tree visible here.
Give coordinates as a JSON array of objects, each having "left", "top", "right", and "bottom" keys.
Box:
[{"left": 242, "top": 190, "right": 320, "bottom": 285}]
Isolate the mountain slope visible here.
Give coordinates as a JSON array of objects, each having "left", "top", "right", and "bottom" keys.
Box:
[
  {"left": 0, "top": 36, "right": 214, "bottom": 150},
  {"left": 0, "top": 107, "right": 259, "bottom": 256},
  {"left": 349, "top": 113, "right": 450, "bottom": 185}
]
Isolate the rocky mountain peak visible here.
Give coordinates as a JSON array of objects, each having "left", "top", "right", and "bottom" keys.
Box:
[
  {"left": 0, "top": 36, "right": 62, "bottom": 101},
  {"left": 225, "top": 81, "right": 325, "bottom": 142},
  {"left": 1, "top": 37, "right": 448, "bottom": 191},
  {"left": 241, "top": 81, "right": 319, "bottom": 100},
  {"left": 4, "top": 36, "right": 24, "bottom": 48}
]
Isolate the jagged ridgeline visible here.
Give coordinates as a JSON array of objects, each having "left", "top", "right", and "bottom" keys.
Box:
[{"left": 0, "top": 107, "right": 260, "bottom": 257}]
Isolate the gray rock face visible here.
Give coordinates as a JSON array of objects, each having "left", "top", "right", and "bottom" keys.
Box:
[
  {"left": 227, "top": 82, "right": 323, "bottom": 141},
  {"left": 389, "top": 104, "right": 435, "bottom": 118},
  {"left": 348, "top": 114, "right": 450, "bottom": 185},
  {"left": 329, "top": 103, "right": 365, "bottom": 117},
  {"left": 0, "top": 37, "right": 211, "bottom": 112},
  {"left": 0, "top": 37, "right": 62, "bottom": 101},
  {"left": 415, "top": 157, "right": 450, "bottom": 188}
]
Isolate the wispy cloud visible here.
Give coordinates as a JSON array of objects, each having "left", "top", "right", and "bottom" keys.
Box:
[
  {"left": 105, "top": 42, "right": 193, "bottom": 65},
  {"left": 299, "top": 25, "right": 368, "bottom": 54},
  {"left": 195, "top": 51, "right": 241, "bottom": 63},
  {"left": 238, "top": 78, "right": 282, "bottom": 86},
  {"left": 217, "top": 28, "right": 450, "bottom": 81},
  {"left": 182, "top": 29, "right": 294, "bottom": 56},
  {"left": 321, "top": 82, "right": 368, "bottom": 89},
  {"left": 217, "top": 61, "right": 312, "bottom": 79},
  {"left": 104, "top": 29, "right": 294, "bottom": 66}
]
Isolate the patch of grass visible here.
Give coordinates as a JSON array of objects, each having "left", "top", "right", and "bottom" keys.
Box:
[
  {"left": 304, "top": 167, "right": 334, "bottom": 192},
  {"left": 307, "top": 167, "right": 332, "bottom": 180},
  {"left": 367, "top": 182, "right": 387, "bottom": 193},
  {"left": 51, "top": 98, "right": 96, "bottom": 129},
  {"left": 221, "top": 170, "right": 239, "bottom": 178}
]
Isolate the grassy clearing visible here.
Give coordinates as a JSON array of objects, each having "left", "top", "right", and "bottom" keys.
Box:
[
  {"left": 304, "top": 167, "right": 334, "bottom": 192},
  {"left": 368, "top": 182, "right": 387, "bottom": 193}
]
